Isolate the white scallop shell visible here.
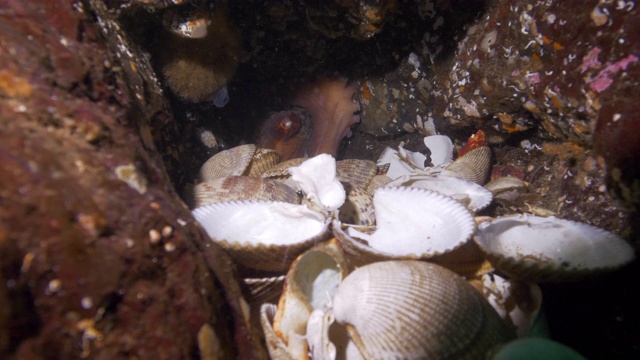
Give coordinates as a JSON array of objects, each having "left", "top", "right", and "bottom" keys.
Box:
[
  {"left": 344, "top": 186, "right": 476, "bottom": 258},
  {"left": 331, "top": 261, "right": 514, "bottom": 359},
  {"left": 473, "top": 214, "right": 636, "bottom": 281},
  {"left": 192, "top": 201, "right": 330, "bottom": 271},
  {"left": 387, "top": 174, "right": 493, "bottom": 212}
]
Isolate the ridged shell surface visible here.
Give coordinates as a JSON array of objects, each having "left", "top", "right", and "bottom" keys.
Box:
[
  {"left": 192, "top": 201, "right": 330, "bottom": 271},
  {"left": 273, "top": 239, "right": 349, "bottom": 357},
  {"left": 339, "top": 186, "right": 376, "bottom": 226},
  {"left": 387, "top": 174, "right": 493, "bottom": 212},
  {"left": 365, "top": 174, "right": 392, "bottom": 196},
  {"left": 331, "top": 261, "right": 514, "bottom": 359},
  {"left": 260, "top": 303, "right": 295, "bottom": 360},
  {"left": 247, "top": 148, "right": 281, "bottom": 177},
  {"left": 336, "top": 159, "right": 378, "bottom": 190},
  {"left": 473, "top": 214, "right": 636, "bottom": 281},
  {"left": 199, "top": 144, "right": 256, "bottom": 181},
  {"left": 192, "top": 176, "right": 300, "bottom": 208},
  {"left": 484, "top": 176, "right": 526, "bottom": 194},
  {"left": 243, "top": 275, "right": 286, "bottom": 307},
  {"left": 261, "top": 158, "right": 307, "bottom": 179},
  {"left": 444, "top": 146, "right": 491, "bottom": 185},
  {"left": 342, "top": 187, "right": 476, "bottom": 258}
]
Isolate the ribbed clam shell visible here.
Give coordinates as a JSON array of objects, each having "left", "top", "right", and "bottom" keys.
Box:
[
  {"left": 243, "top": 275, "right": 286, "bottom": 307},
  {"left": 260, "top": 158, "right": 307, "bottom": 179},
  {"left": 192, "top": 201, "right": 330, "bottom": 272},
  {"left": 480, "top": 273, "right": 543, "bottom": 338},
  {"left": 336, "top": 159, "right": 377, "bottom": 190},
  {"left": 365, "top": 174, "right": 392, "bottom": 196},
  {"left": 473, "top": 214, "right": 636, "bottom": 282},
  {"left": 331, "top": 261, "right": 514, "bottom": 359},
  {"left": 246, "top": 148, "right": 281, "bottom": 177},
  {"left": 192, "top": 176, "right": 300, "bottom": 208},
  {"left": 338, "top": 186, "right": 376, "bottom": 226},
  {"left": 484, "top": 176, "right": 526, "bottom": 194},
  {"left": 199, "top": 144, "right": 256, "bottom": 181},
  {"left": 335, "top": 187, "right": 476, "bottom": 264},
  {"left": 443, "top": 146, "right": 491, "bottom": 185},
  {"left": 387, "top": 174, "right": 493, "bottom": 212},
  {"left": 273, "top": 239, "right": 349, "bottom": 359},
  {"left": 260, "top": 303, "right": 295, "bottom": 360}
]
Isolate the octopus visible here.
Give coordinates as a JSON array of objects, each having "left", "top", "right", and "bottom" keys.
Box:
[{"left": 256, "top": 77, "right": 361, "bottom": 161}]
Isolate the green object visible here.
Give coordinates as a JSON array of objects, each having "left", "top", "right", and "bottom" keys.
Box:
[
  {"left": 527, "top": 305, "right": 550, "bottom": 338},
  {"left": 489, "top": 338, "right": 587, "bottom": 360}
]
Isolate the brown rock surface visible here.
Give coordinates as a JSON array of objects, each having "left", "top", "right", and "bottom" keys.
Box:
[{"left": 0, "top": 0, "right": 263, "bottom": 359}]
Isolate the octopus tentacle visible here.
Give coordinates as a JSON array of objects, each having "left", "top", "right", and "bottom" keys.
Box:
[
  {"left": 255, "top": 77, "right": 361, "bottom": 161},
  {"left": 292, "top": 77, "right": 361, "bottom": 157}
]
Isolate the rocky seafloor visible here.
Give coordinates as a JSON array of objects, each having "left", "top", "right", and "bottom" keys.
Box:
[{"left": 0, "top": 0, "right": 638, "bottom": 359}]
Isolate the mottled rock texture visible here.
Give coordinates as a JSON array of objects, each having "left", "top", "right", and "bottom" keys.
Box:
[
  {"left": 2, "top": 0, "right": 639, "bottom": 359},
  {"left": 0, "top": 1, "right": 264, "bottom": 359}
]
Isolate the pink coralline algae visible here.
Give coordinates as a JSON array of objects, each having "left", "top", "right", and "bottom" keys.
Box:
[
  {"left": 525, "top": 72, "right": 541, "bottom": 86},
  {"left": 588, "top": 54, "right": 639, "bottom": 93},
  {"left": 581, "top": 47, "right": 602, "bottom": 73}
]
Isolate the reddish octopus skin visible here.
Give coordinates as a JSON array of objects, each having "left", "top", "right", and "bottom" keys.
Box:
[
  {"left": 292, "top": 77, "right": 361, "bottom": 158},
  {"left": 255, "top": 107, "right": 312, "bottom": 161}
]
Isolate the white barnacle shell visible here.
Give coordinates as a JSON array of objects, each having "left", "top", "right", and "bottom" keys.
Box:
[
  {"left": 192, "top": 201, "right": 330, "bottom": 272},
  {"left": 289, "top": 154, "right": 346, "bottom": 212},
  {"left": 473, "top": 214, "right": 636, "bottom": 282},
  {"left": 331, "top": 261, "right": 514, "bottom": 359}
]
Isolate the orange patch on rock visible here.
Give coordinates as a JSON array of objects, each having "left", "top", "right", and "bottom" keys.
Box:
[{"left": 0, "top": 70, "right": 33, "bottom": 97}]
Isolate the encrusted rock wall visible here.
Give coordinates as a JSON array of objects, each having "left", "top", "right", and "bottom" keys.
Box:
[
  {"left": 1, "top": 0, "right": 639, "bottom": 358},
  {"left": 0, "top": 1, "right": 263, "bottom": 358}
]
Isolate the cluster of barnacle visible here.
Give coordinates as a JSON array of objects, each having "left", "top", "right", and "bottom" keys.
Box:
[{"left": 188, "top": 135, "right": 634, "bottom": 359}]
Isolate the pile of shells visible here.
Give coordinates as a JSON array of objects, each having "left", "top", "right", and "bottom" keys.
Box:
[{"left": 189, "top": 135, "right": 635, "bottom": 359}]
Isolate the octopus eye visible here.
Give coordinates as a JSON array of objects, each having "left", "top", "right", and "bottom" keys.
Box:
[
  {"left": 280, "top": 118, "right": 293, "bottom": 131},
  {"left": 276, "top": 115, "right": 300, "bottom": 137}
]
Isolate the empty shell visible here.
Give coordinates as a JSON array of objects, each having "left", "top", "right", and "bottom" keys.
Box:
[
  {"left": 191, "top": 176, "right": 300, "bottom": 208},
  {"left": 473, "top": 214, "right": 636, "bottom": 281},
  {"left": 387, "top": 174, "right": 493, "bottom": 212},
  {"left": 199, "top": 144, "right": 256, "bottom": 181},
  {"left": 331, "top": 261, "right": 514, "bottom": 359},
  {"left": 443, "top": 146, "right": 491, "bottom": 185},
  {"left": 335, "top": 186, "right": 476, "bottom": 266},
  {"left": 192, "top": 201, "right": 330, "bottom": 272}
]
